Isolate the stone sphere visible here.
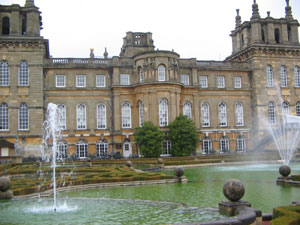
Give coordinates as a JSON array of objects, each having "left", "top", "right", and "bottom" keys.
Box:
[
  {"left": 157, "top": 158, "right": 164, "bottom": 164},
  {"left": 174, "top": 167, "right": 184, "bottom": 177},
  {"left": 0, "top": 177, "right": 11, "bottom": 192},
  {"left": 223, "top": 179, "right": 245, "bottom": 202},
  {"left": 279, "top": 165, "right": 291, "bottom": 177},
  {"left": 126, "top": 160, "right": 132, "bottom": 167}
]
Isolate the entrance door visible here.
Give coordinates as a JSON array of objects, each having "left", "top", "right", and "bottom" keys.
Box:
[{"left": 123, "top": 142, "right": 132, "bottom": 158}]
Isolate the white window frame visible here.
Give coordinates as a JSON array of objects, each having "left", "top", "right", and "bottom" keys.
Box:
[
  {"left": 199, "top": 76, "right": 208, "bottom": 88},
  {"left": 139, "top": 100, "right": 144, "bottom": 127},
  {"left": 217, "top": 76, "right": 225, "bottom": 88},
  {"left": 296, "top": 101, "right": 300, "bottom": 116},
  {"left": 139, "top": 67, "right": 144, "bottom": 83},
  {"left": 56, "top": 75, "right": 66, "bottom": 88},
  {"left": 96, "top": 142, "right": 108, "bottom": 158},
  {"left": 122, "top": 102, "right": 131, "bottom": 128},
  {"left": 120, "top": 74, "right": 130, "bottom": 85},
  {"left": 236, "top": 135, "right": 246, "bottom": 152},
  {"left": 201, "top": 103, "right": 210, "bottom": 127},
  {"left": 220, "top": 136, "right": 229, "bottom": 153},
  {"left": 18, "top": 60, "right": 29, "bottom": 86},
  {"left": 295, "top": 66, "right": 300, "bottom": 88},
  {"left": 96, "top": 75, "right": 106, "bottom": 87},
  {"left": 234, "top": 76, "right": 242, "bottom": 88},
  {"left": 218, "top": 102, "right": 227, "bottom": 127},
  {"left": 97, "top": 104, "right": 106, "bottom": 129},
  {"left": 268, "top": 101, "right": 276, "bottom": 125},
  {"left": 0, "top": 103, "right": 9, "bottom": 131},
  {"left": 56, "top": 143, "right": 68, "bottom": 159},
  {"left": 18, "top": 103, "right": 29, "bottom": 130},
  {"left": 159, "top": 98, "right": 168, "bottom": 127},
  {"left": 183, "top": 102, "right": 192, "bottom": 119},
  {"left": 0, "top": 61, "right": 9, "bottom": 86},
  {"left": 58, "top": 104, "right": 66, "bottom": 130},
  {"left": 76, "top": 75, "right": 86, "bottom": 87},
  {"left": 266, "top": 65, "right": 274, "bottom": 87},
  {"left": 282, "top": 101, "right": 289, "bottom": 115},
  {"left": 235, "top": 102, "right": 244, "bottom": 126},
  {"left": 161, "top": 140, "right": 171, "bottom": 156},
  {"left": 158, "top": 65, "right": 166, "bottom": 81},
  {"left": 76, "top": 143, "right": 88, "bottom": 159},
  {"left": 181, "top": 75, "right": 190, "bottom": 85},
  {"left": 202, "top": 137, "right": 212, "bottom": 154},
  {"left": 77, "top": 104, "right": 86, "bottom": 129},
  {"left": 280, "top": 66, "right": 287, "bottom": 87}
]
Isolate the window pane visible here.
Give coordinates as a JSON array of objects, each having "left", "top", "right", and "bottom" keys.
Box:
[
  {"left": 97, "top": 143, "right": 108, "bottom": 158},
  {"left": 267, "top": 65, "right": 273, "bottom": 87},
  {"left": 280, "top": 66, "right": 287, "bottom": 87},
  {"left": 120, "top": 74, "right": 130, "bottom": 85},
  {"left": 97, "top": 104, "right": 106, "bottom": 129},
  {"left": 268, "top": 102, "right": 276, "bottom": 125},
  {"left": 159, "top": 99, "right": 168, "bottom": 126},
  {"left": 76, "top": 75, "right": 86, "bottom": 87},
  {"left": 77, "top": 104, "right": 86, "bottom": 129},
  {"left": 202, "top": 137, "right": 212, "bottom": 154},
  {"left": 181, "top": 75, "right": 189, "bottom": 85},
  {"left": 217, "top": 76, "right": 225, "bottom": 88},
  {"left": 218, "top": 103, "right": 227, "bottom": 126},
  {"left": 96, "top": 75, "right": 105, "bottom": 87},
  {"left": 0, "top": 61, "right": 9, "bottom": 86},
  {"left": 0, "top": 103, "right": 9, "bottom": 130},
  {"left": 76, "top": 143, "right": 88, "bottom": 158},
  {"left": 56, "top": 143, "right": 68, "bottom": 159},
  {"left": 139, "top": 67, "right": 144, "bottom": 83},
  {"left": 200, "top": 76, "right": 208, "bottom": 88},
  {"left": 56, "top": 75, "right": 66, "bottom": 87},
  {"left": 183, "top": 102, "right": 192, "bottom": 119},
  {"left": 139, "top": 101, "right": 143, "bottom": 127},
  {"left": 158, "top": 65, "right": 166, "bottom": 81},
  {"left": 236, "top": 103, "right": 244, "bottom": 126},
  {"left": 19, "top": 103, "right": 29, "bottom": 130},
  {"left": 18, "top": 61, "right": 29, "bottom": 86},
  {"left": 295, "top": 66, "right": 300, "bottom": 88},
  {"left": 201, "top": 103, "right": 210, "bottom": 127},
  {"left": 58, "top": 104, "right": 66, "bottom": 130},
  {"left": 122, "top": 102, "right": 131, "bottom": 128},
  {"left": 234, "top": 76, "right": 241, "bottom": 88}
]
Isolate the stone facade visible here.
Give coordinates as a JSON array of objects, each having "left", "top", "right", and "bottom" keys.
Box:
[{"left": 0, "top": 0, "right": 299, "bottom": 159}]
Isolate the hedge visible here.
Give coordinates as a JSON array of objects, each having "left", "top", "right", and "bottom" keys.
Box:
[{"left": 271, "top": 205, "right": 300, "bottom": 225}]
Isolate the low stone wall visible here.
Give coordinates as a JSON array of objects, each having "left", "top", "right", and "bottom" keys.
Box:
[{"left": 276, "top": 177, "right": 300, "bottom": 186}]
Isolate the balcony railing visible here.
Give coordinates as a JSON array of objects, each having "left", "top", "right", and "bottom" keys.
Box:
[{"left": 48, "top": 58, "right": 110, "bottom": 66}]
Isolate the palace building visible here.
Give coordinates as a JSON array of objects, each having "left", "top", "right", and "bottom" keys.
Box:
[{"left": 0, "top": 0, "right": 299, "bottom": 159}]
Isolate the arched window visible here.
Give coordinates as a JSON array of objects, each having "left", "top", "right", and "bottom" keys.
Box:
[
  {"left": 235, "top": 102, "right": 244, "bottom": 126},
  {"left": 274, "top": 28, "right": 280, "bottom": 44},
  {"left": 138, "top": 100, "right": 144, "bottom": 127},
  {"left": 282, "top": 101, "right": 289, "bottom": 115},
  {"left": 159, "top": 98, "right": 168, "bottom": 126},
  {"left": 266, "top": 65, "right": 273, "bottom": 87},
  {"left": 122, "top": 102, "right": 131, "bottom": 128},
  {"left": 0, "top": 103, "right": 9, "bottom": 131},
  {"left": 77, "top": 104, "right": 86, "bottom": 129},
  {"left": 96, "top": 141, "right": 108, "bottom": 159},
  {"left": 57, "top": 104, "right": 66, "bottom": 130},
  {"left": 19, "top": 61, "right": 29, "bottom": 86},
  {"left": 220, "top": 136, "right": 229, "bottom": 153},
  {"left": 2, "top": 17, "right": 10, "bottom": 35},
  {"left": 19, "top": 103, "right": 29, "bottom": 130},
  {"left": 202, "top": 137, "right": 212, "bottom": 154},
  {"left": 201, "top": 103, "right": 210, "bottom": 127},
  {"left": 56, "top": 142, "right": 68, "bottom": 160},
  {"left": 236, "top": 135, "right": 246, "bottom": 152},
  {"left": 268, "top": 101, "right": 276, "bottom": 125},
  {"left": 97, "top": 104, "right": 106, "bottom": 129},
  {"left": 76, "top": 140, "right": 88, "bottom": 158},
  {"left": 158, "top": 65, "right": 166, "bottom": 81},
  {"left": 0, "top": 61, "right": 9, "bottom": 86},
  {"left": 139, "top": 67, "right": 144, "bottom": 83},
  {"left": 296, "top": 102, "right": 300, "bottom": 116},
  {"left": 280, "top": 66, "right": 287, "bottom": 87},
  {"left": 183, "top": 102, "right": 192, "bottom": 119},
  {"left": 295, "top": 66, "right": 300, "bottom": 88},
  {"left": 218, "top": 102, "right": 227, "bottom": 127}
]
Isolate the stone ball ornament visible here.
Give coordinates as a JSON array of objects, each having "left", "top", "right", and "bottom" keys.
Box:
[
  {"left": 126, "top": 160, "right": 132, "bottom": 168},
  {"left": 174, "top": 167, "right": 184, "bottom": 178},
  {"left": 223, "top": 179, "right": 245, "bottom": 202},
  {"left": 0, "top": 177, "right": 11, "bottom": 192},
  {"left": 157, "top": 158, "right": 164, "bottom": 164},
  {"left": 279, "top": 165, "right": 291, "bottom": 177}
]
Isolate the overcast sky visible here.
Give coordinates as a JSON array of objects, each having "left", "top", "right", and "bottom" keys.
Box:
[{"left": 2, "top": 0, "right": 300, "bottom": 60}]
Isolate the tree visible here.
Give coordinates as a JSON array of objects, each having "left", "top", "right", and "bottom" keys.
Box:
[
  {"left": 168, "top": 114, "right": 199, "bottom": 157},
  {"left": 134, "top": 121, "right": 164, "bottom": 158}
]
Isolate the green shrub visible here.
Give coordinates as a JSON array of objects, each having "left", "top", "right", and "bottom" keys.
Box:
[{"left": 271, "top": 205, "right": 300, "bottom": 225}]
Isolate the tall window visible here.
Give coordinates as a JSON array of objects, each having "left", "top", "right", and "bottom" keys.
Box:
[
  {"left": 57, "top": 104, "right": 66, "bottom": 130},
  {"left": 199, "top": 76, "right": 208, "bottom": 88},
  {"left": 122, "top": 102, "right": 131, "bottom": 128},
  {"left": 201, "top": 103, "right": 210, "bottom": 127},
  {"left": 183, "top": 102, "right": 192, "bottom": 119},
  {"left": 0, "top": 103, "right": 9, "bottom": 131},
  {"left": 236, "top": 135, "right": 246, "bottom": 152},
  {"left": 218, "top": 102, "right": 227, "bottom": 127},
  {"left": 268, "top": 101, "right": 276, "bottom": 125},
  {"left": 202, "top": 137, "right": 212, "bottom": 154},
  {"left": 234, "top": 76, "right": 242, "bottom": 88},
  {"left": 56, "top": 75, "right": 66, "bottom": 87},
  {"left": 76, "top": 75, "right": 86, "bottom": 87},
  {"left": 2, "top": 17, "right": 10, "bottom": 35},
  {"left": 97, "top": 142, "right": 108, "bottom": 159},
  {"left": 76, "top": 142, "right": 88, "bottom": 158},
  {"left": 18, "top": 61, "right": 29, "bottom": 86},
  {"left": 295, "top": 66, "right": 300, "bottom": 88},
  {"left": 235, "top": 102, "right": 244, "bottom": 126},
  {"left": 97, "top": 104, "right": 106, "bottom": 129},
  {"left": 162, "top": 140, "right": 171, "bottom": 156},
  {"left": 19, "top": 103, "right": 29, "bottom": 130},
  {"left": 56, "top": 142, "right": 68, "bottom": 159},
  {"left": 217, "top": 76, "right": 225, "bottom": 88},
  {"left": 159, "top": 98, "right": 168, "bottom": 126},
  {"left": 120, "top": 74, "right": 130, "bottom": 85},
  {"left": 139, "top": 100, "right": 144, "bottom": 127},
  {"left": 282, "top": 101, "right": 289, "bottom": 115},
  {"left": 158, "top": 65, "right": 166, "bottom": 81},
  {"left": 139, "top": 67, "right": 144, "bottom": 83},
  {"left": 96, "top": 75, "right": 106, "bottom": 87},
  {"left": 280, "top": 66, "right": 287, "bottom": 87},
  {"left": 266, "top": 65, "right": 273, "bottom": 87},
  {"left": 181, "top": 75, "right": 189, "bottom": 85},
  {"left": 0, "top": 61, "right": 9, "bottom": 86},
  {"left": 274, "top": 28, "right": 280, "bottom": 44},
  {"left": 77, "top": 104, "right": 86, "bottom": 129},
  {"left": 296, "top": 102, "right": 300, "bottom": 116},
  {"left": 220, "top": 136, "right": 229, "bottom": 153}
]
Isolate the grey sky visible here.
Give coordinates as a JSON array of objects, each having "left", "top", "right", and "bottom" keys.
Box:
[{"left": 2, "top": 0, "right": 300, "bottom": 60}]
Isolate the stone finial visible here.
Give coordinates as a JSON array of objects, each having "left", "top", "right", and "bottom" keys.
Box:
[
  {"left": 90, "top": 48, "right": 94, "bottom": 58},
  {"left": 104, "top": 47, "right": 108, "bottom": 59},
  {"left": 25, "top": 0, "right": 35, "bottom": 7},
  {"left": 235, "top": 9, "right": 242, "bottom": 28},
  {"left": 251, "top": 0, "right": 260, "bottom": 20},
  {"left": 285, "top": 0, "right": 293, "bottom": 20}
]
